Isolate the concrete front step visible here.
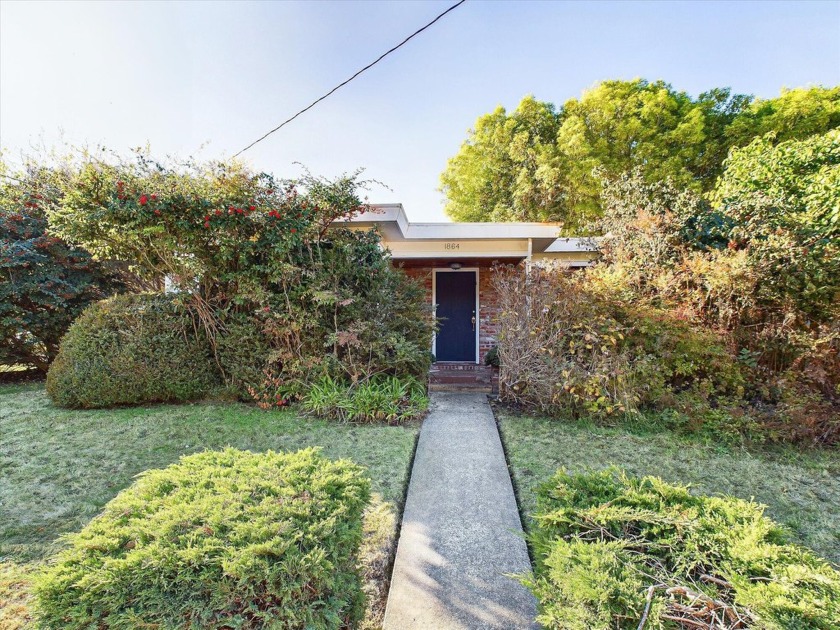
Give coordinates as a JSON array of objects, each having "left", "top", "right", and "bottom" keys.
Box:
[
  {"left": 429, "top": 363, "right": 498, "bottom": 394},
  {"left": 429, "top": 383, "right": 492, "bottom": 393}
]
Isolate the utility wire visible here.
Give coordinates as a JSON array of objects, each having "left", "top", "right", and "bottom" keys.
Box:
[{"left": 231, "top": 0, "right": 467, "bottom": 158}]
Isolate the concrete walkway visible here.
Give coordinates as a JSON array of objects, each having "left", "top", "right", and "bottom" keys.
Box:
[{"left": 383, "top": 393, "right": 537, "bottom": 629}]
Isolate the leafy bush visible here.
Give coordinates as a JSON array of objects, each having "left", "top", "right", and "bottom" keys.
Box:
[
  {"left": 257, "top": 228, "right": 434, "bottom": 391},
  {"left": 46, "top": 294, "right": 219, "bottom": 408},
  {"left": 492, "top": 265, "right": 745, "bottom": 426},
  {"left": 0, "top": 163, "right": 123, "bottom": 373},
  {"left": 214, "top": 311, "right": 272, "bottom": 393},
  {"left": 34, "top": 448, "right": 371, "bottom": 629},
  {"left": 301, "top": 375, "right": 428, "bottom": 424},
  {"left": 525, "top": 469, "right": 840, "bottom": 630}
]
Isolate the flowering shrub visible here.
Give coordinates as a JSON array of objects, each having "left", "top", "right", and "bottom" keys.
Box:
[
  {"left": 50, "top": 156, "right": 357, "bottom": 301},
  {"left": 45, "top": 153, "right": 433, "bottom": 405}
]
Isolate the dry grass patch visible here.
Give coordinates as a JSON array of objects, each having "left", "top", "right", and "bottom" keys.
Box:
[
  {"left": 0, "top": 384, "right": 419, "bottom": 628},
  {"left": 496, "top": 409, "right": 840, "bottom": 568}
]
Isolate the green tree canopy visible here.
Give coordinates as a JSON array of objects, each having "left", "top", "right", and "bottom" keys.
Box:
[
  {"left": 440, "top": 81, "right": 840, "bottom": 232},
  {"left": 714, "top": 128, "right": 840, "bottom": 239},
  {"left": 439, "top": 96, "right": 560, "bottom": 223},
  {"left": 0, "top": 163, "right": 124, "bottom": 372},
  {"left": 713, "top": 129, "right": 840, "bottom": 318}
]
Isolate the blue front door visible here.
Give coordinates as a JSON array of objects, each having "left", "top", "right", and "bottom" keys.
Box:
[{"left": 435, "top": 271, "right": 476, "bottom": 362}]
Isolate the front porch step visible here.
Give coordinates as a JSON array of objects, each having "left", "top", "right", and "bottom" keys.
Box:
[
  {"left": 429, "top": 363, "right": 497, "bottom": 394},
  {"left": 429, "top": 383, "right": 492, "bottom": 393}
]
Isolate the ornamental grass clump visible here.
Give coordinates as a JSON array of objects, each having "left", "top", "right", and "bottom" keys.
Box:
[
  {"left": 34, "top": 448, "right": 371, "bottom": 629},
  {"left": 301, "top": 375, "right": 428, "bottom": 424},
  {"left": 524, "top": 469, "right": 840, "bottom": 630}
]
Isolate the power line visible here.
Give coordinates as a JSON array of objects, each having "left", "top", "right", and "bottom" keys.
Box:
[{"left": 231, "top": 0, "right": 467, "bottom": 158}]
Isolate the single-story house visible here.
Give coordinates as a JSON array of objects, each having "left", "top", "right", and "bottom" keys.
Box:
[{"left": 335, "top": 204, "right": 597, "bottom": 377}]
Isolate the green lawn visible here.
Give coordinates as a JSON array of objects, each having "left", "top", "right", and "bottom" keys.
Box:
[
  {"left": 0, "top": 383, "right": 420, "bottom": 629},
  {"left": 497, "top": 409, "right": 840, "bottom": 569}
]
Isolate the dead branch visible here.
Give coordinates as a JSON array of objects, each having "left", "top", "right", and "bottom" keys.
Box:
[
  {"left": 660, "top": 614, "right": 711, "bottom": 629},
  {"left": 665, "top": 585, "right": 751, "bottom": 629},
  {"left": 700, "top": 574, "right": 733, "bottom": 589},
  {"left": 636, "top": 584, "right": 664, "bottom": 630}
]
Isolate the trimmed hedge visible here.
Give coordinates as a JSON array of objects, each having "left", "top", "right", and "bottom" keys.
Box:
[
  {"left": 46, "top": 294, "right": 219, "bottom": 408},
  {"left": 215, "top": 311, "right": 272, "bottom": 395},
  {"left": 525, "top": 469, "right": 840, "bottom": 629},
  {"left": 35, "top": 448, "right": 371, "bottom": 629}
]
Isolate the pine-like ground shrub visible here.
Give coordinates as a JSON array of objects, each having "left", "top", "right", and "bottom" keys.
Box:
[
  {"left": 34, "top": 448, "right": 371, "bottom": 629},
  {"left": 46, "top": 293, "right": 219, "bottom": 408},
  {"left": 524, "top": 469, "right": 840, "bottom": 630}
]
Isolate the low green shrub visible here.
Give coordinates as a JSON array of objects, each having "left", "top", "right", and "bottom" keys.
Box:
[
  {"left": 214, "top": 311, "right": 272, "bottom": 395},
  {"left": 46, "top": 294, "right": 219, "bottom": 408},
  {"left": 525, "top": 469, "right": 840, "bottom": 629},
  {"left": 302, "top": 375, "right": 428, "bottom": 423},
  {"left": 625, "top": 309, "right": 745, "bottom": 405},
  {"left": 34, "top": 448, "right": 371, "bottom": 629}
]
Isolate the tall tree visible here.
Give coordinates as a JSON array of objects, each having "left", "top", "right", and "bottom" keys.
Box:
[
  {"left": 727, "top": 86, "right": 840, "bottom": 147},
  {"left": 439, "top": 96, "right": 560, "bottom": 223},
  {"left": 440, "top": 81, "right": 839, "bottom": 231},
  {"left": 548, "top": 79, "right": 721, "bottom": 225}
]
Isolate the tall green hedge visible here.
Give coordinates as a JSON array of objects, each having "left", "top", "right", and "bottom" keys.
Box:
[
  {"left": 35, "top": 448, "right": 371, "bottom": 629},
  {"left": 525, "top": 469, "right": 840, "bottom": 629},
  {"left": 46, "top": 294, "right": 219, "bottom": 408}
]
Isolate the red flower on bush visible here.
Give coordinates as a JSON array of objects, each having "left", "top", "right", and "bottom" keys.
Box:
[
  {"left": 290, "top": 228, "right": 297, "bottom": 234},
  {"left": 139, "top": 195, "right": 149, "bottom": 206}
]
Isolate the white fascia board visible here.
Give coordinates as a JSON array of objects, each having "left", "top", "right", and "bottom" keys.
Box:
[
  {"left": 402, "top": 222, "right": 562, "bottom": 240},
  {"left": 391, "top": 251, "right": 530, "bottom": 259},
  {"left": 339, "top": 204, "right": 562, "bottom": 239},
  {"left": 348, "top": 204, "right": 410, "bottom": 232},
  {"left": 336, "top": 204, "right": 599, "bottom": 253},
  {"left": 543, "top": 237, "right": 600, "bottom": 253}
]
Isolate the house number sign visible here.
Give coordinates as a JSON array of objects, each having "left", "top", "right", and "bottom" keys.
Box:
[{"left": 443, "top": 242, "right": 460, "bottom": 250}]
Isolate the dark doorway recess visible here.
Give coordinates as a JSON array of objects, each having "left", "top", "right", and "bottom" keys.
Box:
[{"left": 435, "top": 271, "right": 476, "bottom": 362}]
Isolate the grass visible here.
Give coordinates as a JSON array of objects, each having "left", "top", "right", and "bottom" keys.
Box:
[
  {"left": 496, "top": 408, "right": 840, "bottom": 569},
  {"left": 0, "top": 383, "right": 420, "bottom": 629}
]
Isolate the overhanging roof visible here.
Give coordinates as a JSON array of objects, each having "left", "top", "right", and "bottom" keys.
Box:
[{"left": 335, "top": 204, "right": 596, "bottom": 257}]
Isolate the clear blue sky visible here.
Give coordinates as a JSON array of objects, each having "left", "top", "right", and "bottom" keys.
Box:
[{"left": 1, "top": 0, "right": 838, "bottom": 221}]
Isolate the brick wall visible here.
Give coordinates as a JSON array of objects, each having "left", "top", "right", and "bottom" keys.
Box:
[{"left": 397, "top": 262, "right": 522, "bottom": 363}]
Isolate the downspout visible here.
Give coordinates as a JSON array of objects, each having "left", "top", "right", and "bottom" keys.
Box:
[{"left": 526, "top": 238, "right": 533, "bottom": 275}]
